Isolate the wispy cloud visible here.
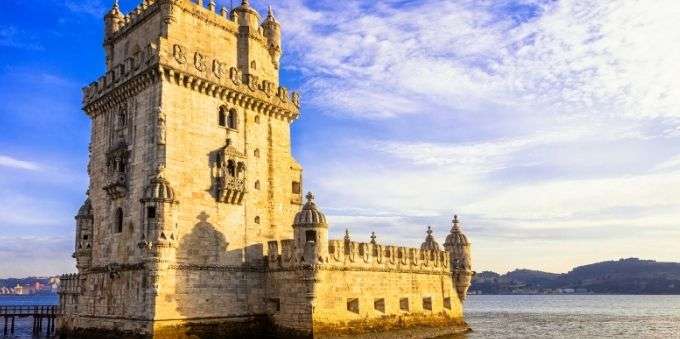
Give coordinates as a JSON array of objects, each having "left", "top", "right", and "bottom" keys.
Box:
[
  {"left": 63, "top": 0, "right": 107, "bottom": 17},
  {"left": 0, "top": 155, "right": 40, "bottom": 171},
  {"left": 0, "top": 26, "right": 43, "bottom": 51}
]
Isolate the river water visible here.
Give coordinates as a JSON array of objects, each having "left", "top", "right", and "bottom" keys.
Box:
[{"left": 1, "top": 294, "right": 679, "bottom": 338}]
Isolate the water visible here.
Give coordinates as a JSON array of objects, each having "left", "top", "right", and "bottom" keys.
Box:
[
  {"left": 461, "top": 295, "right": 680, "bottom": 338},
  {"left": 1, "top": 295, "right": 679, "bottom": 338},
  {"left": 0, "top": 295, "right": 58, "bottom": 338}
]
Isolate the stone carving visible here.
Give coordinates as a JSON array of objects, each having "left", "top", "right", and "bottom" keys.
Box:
[
  {"left": 277, "top": 86, "right": 288, "bottom": 102},
  {"left": 157, "top": 110, "right": 166, "bottom": 145},
  {"left": 291, "top": 91, "right": 301, "bottom": 108},
  {"left": 194, "top": 52, "right": 207, "bottom": 72},
  {"left": 247, "top": 74, "right": 259, "bottom": 92},
  {"left": 213, "top": 59, "right": 227, "bottom": 79},
  {"left": 173, "top": 44, "right": 186, "bottom": 64},
  {"left": 229, "top": 67, "right": 242, "bottom": 85}
]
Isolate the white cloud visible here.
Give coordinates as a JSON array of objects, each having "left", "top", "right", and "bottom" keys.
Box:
[{"left": 0, "top": 155, "right": 40, "bottom": 171}]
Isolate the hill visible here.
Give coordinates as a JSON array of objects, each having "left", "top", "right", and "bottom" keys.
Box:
[{"left": 471, "top": 258, "right": 680, "bottom": 295}]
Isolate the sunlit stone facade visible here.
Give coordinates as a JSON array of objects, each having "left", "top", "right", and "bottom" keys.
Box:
[{"left": 58, "top": 1, "right": 473, "bottom": 337}]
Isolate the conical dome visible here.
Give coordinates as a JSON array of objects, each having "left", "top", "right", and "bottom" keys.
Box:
[
  {"left": 444, "top": 215, "right": 470, "bottom": 247},
  {"left": 293, "top": 192, "right": 327, "bottom": 227},
  {"left": 77, "top": 198, "right": 93, "bottom": 217},
  {"left": 141, "top": 176, "right": 176, "bottom": 203},
  {"left": 420, "top": 226, "right": 441, "bottom": 251}
]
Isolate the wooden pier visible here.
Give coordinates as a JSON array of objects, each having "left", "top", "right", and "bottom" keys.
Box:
[{"left": 0, "top": 305, "right": 58, "bottom": 336}]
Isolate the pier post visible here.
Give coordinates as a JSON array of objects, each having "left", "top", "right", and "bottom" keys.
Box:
[
  {"left": 3, "top": 316, "right": 7, "bottom": 336},
  {"left": 10, "top": 316, "right": 14, "bottom": 335}
]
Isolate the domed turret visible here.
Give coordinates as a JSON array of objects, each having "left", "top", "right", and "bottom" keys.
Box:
[
  {"left": 232, "top": 0, "right": 260, "bottom": 30},
  {"left": 74, "top": 196, "right": 94, "bottom": 270},
  {"left": 293, "top": 192, "right": 329, "bottom": 263},
  {"left": 140, "top": 175, "right": 178, "bottom": 253},
  {"left": 262, "top": 6, "right": 282, "bottom": 69},
  {"left": 141, "top": 176, "right": 176, "bottom": 203},
  {"left": 77, "top": 198, "right": 93, "bottom": 219},
  {"left": 444, "top": 215, "right": 474, "bottom": 302},
  {"left": 104, "top": 0, "right": 124, "bottom": 38},
  {"left": 420, "top": 226, "right": 441, "bottom": 251}
]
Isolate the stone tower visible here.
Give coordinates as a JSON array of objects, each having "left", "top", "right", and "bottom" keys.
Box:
[
  {"left": 61, "top": 0, "right": 302, "bottom": 335},
  {"left": 444, "top": 215, "right": 474, "bottom": 301}
]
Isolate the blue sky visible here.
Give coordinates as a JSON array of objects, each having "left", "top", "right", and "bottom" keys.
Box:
[{"left": 1, "top": 0, "right": 680, "bottom": 278}]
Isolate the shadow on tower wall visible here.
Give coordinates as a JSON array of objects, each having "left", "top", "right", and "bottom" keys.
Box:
[{"left": 170, "top": 211, "right": 273, "bottom": 338}]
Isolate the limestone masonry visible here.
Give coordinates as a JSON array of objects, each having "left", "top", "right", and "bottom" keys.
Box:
[{"left": 58, "top": 1, "right": 474, "bottom": 337}]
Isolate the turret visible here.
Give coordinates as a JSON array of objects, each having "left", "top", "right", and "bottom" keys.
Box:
[
  {"left": 74, "top": 196, "right": 94, "bottom": 270},
  {"left": 443, "top": 215, "right": 474, "bottom": 301},
  {"left": 139, "top": 172, "right": 178, "bottom": 261},
  {"left": 262, "top": 6, "right": 282, "bottom": 69},
  {"left": 420, "top": 226, "right": 441, "bottom": 251},
  {"left": 232, "top": 0, "right": 261, "bottom": 31},
  {"left": 104, "top": 1, "right": 124, "bottom": 69},
  {"left": 104, "top": 1, "right": 124, "bottom": 39},
  {"left": 293, "top": 192, "right": 329, "bottom": 264}
]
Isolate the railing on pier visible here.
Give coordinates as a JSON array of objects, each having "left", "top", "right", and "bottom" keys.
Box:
[{"left": 0, "top": 305, "right": 59, "bottom": 336}]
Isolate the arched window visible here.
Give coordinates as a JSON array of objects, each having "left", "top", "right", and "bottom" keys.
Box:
[
  {"left": 254, "top": 180, "right": 261, "bottom": 190},
  {"left": 254, "top": 216, "right": 261, "bottom": 224},
  {"left": 227, "top": 109, "right": 238, "bottom": 129},
  {"left": 227, "top": 160, "right": 236, "bottom": 177},
  {"left": 115, "top": 208, "right": 124, "bottom": 233},
  {"left": 254, "top": 149, "right": 260, "bottom": 158},
  {"left": 254, "top": 115, "right": 261, "bottom": 124},
  {"left": 251, "top": 60, "right": 257, "bottom": 70},
  {"left": 218, "top": 107, "right": 227, "bottom": 127}
]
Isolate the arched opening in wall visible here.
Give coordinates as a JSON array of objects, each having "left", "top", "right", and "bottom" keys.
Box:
[
  {"left": 228, "top": 109, "right": 238, "bottom": 129},
  {"left": 305, "top": 230, "right": 316, "bottom": 243},
  {"left": 115, "top": 208, "right": 124, "bottom": 233},
  {"left": 292, "top": 181, "right": 301, "bottom": 194},
  {"left": 218, "top": 106, "right": 228, "bottom": 127},
  {"left": 254, "top": 180, "right": 261, "bottom": 190},
  {"left": 118, "top": 111, "right": 127, "bottom": 128},
  {"left": 251, "top": 60, "right": 257, "bottom": 70},
  {"left": 254, "top": 149, "right": 260, "bottom": 158},
  {"left": 255, "top": 216, "right": 261, "bottom": 224},
  {"left": 147, "top": 206, "right": 157, "bottom": 220},
  {"left": 227, "top": 160, "right": 236, "bottom": 177},
  {"left": 215, "top": 153, "right": 223, "bottom": 168},
  {"left": 254, "top": 115, "right": 261, "bottom": 124}
]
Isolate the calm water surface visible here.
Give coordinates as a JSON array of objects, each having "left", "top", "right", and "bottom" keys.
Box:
[
  {"left": 461, "top": 295, "right": 680, "bottom": 338},
  {"left": 1, "top": 294, "right": 679, "bottom": 338}
]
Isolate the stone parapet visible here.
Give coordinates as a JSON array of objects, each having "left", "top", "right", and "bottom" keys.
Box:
[{"left": 268, "top": 239, "right": 451, "bottom": 274}]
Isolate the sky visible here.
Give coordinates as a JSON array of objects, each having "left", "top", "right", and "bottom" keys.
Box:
[{"left": 0, "top": 0, "right": 679, "bottom": 278}]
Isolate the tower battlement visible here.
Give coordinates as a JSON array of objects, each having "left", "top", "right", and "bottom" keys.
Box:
[{"left": 269, "top": 238, "right": 451, "bottom": 274}]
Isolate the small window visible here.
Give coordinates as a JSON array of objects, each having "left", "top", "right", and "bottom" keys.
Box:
[
  {"left": 83, "top": 235, "right": 89, "bottom": 240},
  {"left": 118, "top": 112, "right": 127, "bottom": 127},
  {"left": 115, "top": 208, "right": 124, "bottom": 233},
  {"left": 218, "top": 107, "right": 227, "bottom": 127},
  {"left": 254, "top": 115, "right": 261, "bottom": 124},
  {"left": 215, "top": 153, "right": 223, "bottom": 168},
  {"left": 443, "top": 297, "right": 451, "bottom": 310},
  {"left": 305, "top": 230, "right": 316, "bottom": 243},
  {"left": 228, "top": 109, "right": 238, "bottom": 129},
  {"left": 254, "top": 149, "right": 260, "bottom": 158},
  {"left": 292, "top": 181, "right": 301, "bottom": 194},
  {"left": 118, "top": 160, "right": 126, "bottom": 173},
  {"left": 347, "top": 298, "right": 359, "bottom": 314},
  {"left": 422, "top": 297, "right": 432, "bottom": 311},
  {"left": 227, "top": 160, "right": 236, "bottom": 177},
  {"left": 254, "top": 180, "right": 261, "bottom": 190},
  {"left": 255, "top": 216, "right": 261, "bottom": 224},
  {"left": 374, "top": 298, "right": 385, "bottom": 313},
  {"left": 251, "top": 60, "right": 257, "bottom": 70},
  {"left": 147, "top": 206, "right": 156, "bottom": 220},
  {"left": 400, "top": 298, "right": 409, "bottom": 311}
]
